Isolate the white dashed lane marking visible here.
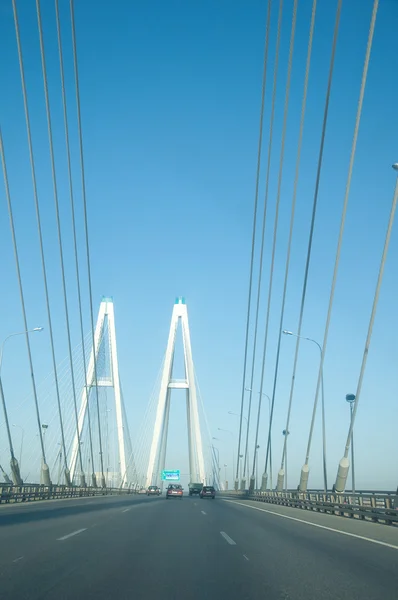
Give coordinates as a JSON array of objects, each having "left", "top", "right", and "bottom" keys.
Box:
[
  {"left": 220, "top": 531, "right": 236, "bottom": 545},
  {"left": 57, "top": 528, "right": 87, "bottom": 541}
]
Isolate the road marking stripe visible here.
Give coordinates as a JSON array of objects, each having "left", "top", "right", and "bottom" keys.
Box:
[
  {"left": 57, "top": 528, "right": 87, "bottom": 541},
  {"left": 243, "top": 554, "right": 249, "bottom": 561},
  {"left": 12, "top": 556, "right": 24, "bottom": 563},
  {"left": 220, "top": 531, "right": 236, "bottom": 545},
  {"left": 201, "top": 510, "right": 207, "bottom": 515},
  {"left": 222, "top": 500, "right": 398, "bottom": 551},
  {"left": 122, "top": 508, "right": 131, "bottom": 513}
]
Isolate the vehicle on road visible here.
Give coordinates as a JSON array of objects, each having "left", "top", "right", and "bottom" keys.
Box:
[
  {"left": 147, "top": 485, "right": 161, "bottom": 496},
  {"left": 138, "top": 488, "right": 147, "bottom": 494},
  {"left": 166, "top": 484, "right": 183, "bottom": 499},
  {"left": 200, "top": 485, "right": 216, "bottom": 499},
  {"left": 188, "top": 482, "right": 203, "bottom": 496}
]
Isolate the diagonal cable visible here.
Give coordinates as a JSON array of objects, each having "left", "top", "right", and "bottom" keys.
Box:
[
  {"left": 35, "top": 0, "right": 84, "bottom": 486},
  {"left": 251, "top": 0, "right": 300, "bottom": 488},
  {"left": 293, "top": 0, "right": 379, "bottom": 492},
  {"left": 70, "top": 0, "right": 105, "bottom": 485},
  {"left": 235, "top": 0, "right": 273, "bottom": 484},
  {"left": 244, "top": 0, "right": 285, "bottom": 482},
  {"left": 11, "top": 0, "right": 69, "bottom": 484},
  {"left": 54, "top": 0, "right": 96, "bottom": 482},
  {"left": 300, "top": 0, "right": 378, "bottom": 493},
  {"left": 277, "top": 0, "right": 318, "bottom": 480},
  {"left": 279, "top": 0, "right": 342, "bottom": 490},
  {"left": 241, "top": 0, "right": 273, "bottom": 484}
]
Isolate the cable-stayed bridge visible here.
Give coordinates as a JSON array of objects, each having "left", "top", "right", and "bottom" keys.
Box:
[
  {"left": 0, "top": 297, "right": 219, "bottom": 491},
  {"left": 1, "top": 1, "right": 397, "bottom": 598}
]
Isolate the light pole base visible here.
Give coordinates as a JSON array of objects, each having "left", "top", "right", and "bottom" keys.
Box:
[
  {"left": 234, "top": 478, "right": 239, "bottom": 491},
  {"left": 299, "top": 464, "right": 309, "bottom": 492},
  {"left": 334, "top": 456, "right": 349, "bottom": 493},
  {"left": 101, "top": 475, "right": 106, "bottom": 489},
  {"left": 248, "top": 476, "right": 255, "bottom": 494},
  {"left": 277, "top": 469, "right": 284, "bottom": 492},
  {"left": 41, "top": 463, "right": 52, "bottom": 487},
  {"left": 260, "top": 472, "right": 268, "bottom": 492},
  {"left": 92, "top": 473, "right": 97, "bottom": 488},
  {"left": 10, "top": 457, "right": 23, "bottom": 486},
  {"left": 64, "top": 468, "right": 72, "bottom": 487}
]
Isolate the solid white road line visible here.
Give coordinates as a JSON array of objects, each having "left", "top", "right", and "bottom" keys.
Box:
[
  {"left": 220, "top": 531, "right": 237, "bottom": 545},
  {"left": 243, "top": 554, "right": 249, "bottom": 561},
  {"left": 57, "top": 528, "right": 87, "bottom": 541},
  {"left": 12, "top": 556, "right": 24, "bottom": 563},
  {"left": 223, "top": 500, "right": 398, "bottom": 551},
  {"left": 122, "top": 508, "right": 131, "bottom": 513},
  {"left": 201, "top": 511, "right": 207, "bottom": 515}
]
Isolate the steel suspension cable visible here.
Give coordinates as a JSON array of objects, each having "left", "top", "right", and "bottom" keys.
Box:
[
  {"left": 34, "top": 0, "right": 84, "bottom": 487},
  {"left": 12, "top": 0, "right": 72, "bottom": 485},
  {"left": 246, "top": 0, "right": 284, "bottom": 486},
  {"left": 277, "top": 0, "right": 342, "bottom": 491},
  {"left": 339, "top": 179, "right": 397, "bottom": 484},
  {"left": 274, "top": 0, "right": 317, "bottom": 490},
  {"left": 0, "top": 129, "right": 25, "bottom": 485},
  {"left": 294, "top": 1, "right": 379, "bottom": 492},
  {"left": 248, "top": 0, "right": 298, "bottom": 491},
  {"left": 235, "top": 0, "right": 272, "bottom": 485},
  {"left": 54, "top": 0, "right": 96, "bottom": 485},
  {"left": 240, "top": 0, "right": 273, "bottom": 485},
  {"left": 274, "top": 8, "right": 317, "bottom": 492},
  {"left": 300, "top": 0, "right": 378, "bottom": 493},
  {"left": 70, "top": 0, "right": 105, "bottom": 486}
]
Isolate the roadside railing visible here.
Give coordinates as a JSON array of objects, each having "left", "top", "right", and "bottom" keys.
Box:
[
  {"left": 0, "top": 483, "right": 139, "bottom": 505},
  {"left": 221, "top": 489, "right": 398, "bottom": 526}
]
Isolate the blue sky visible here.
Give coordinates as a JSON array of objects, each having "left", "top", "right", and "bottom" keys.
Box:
[{"left": 0, "top": 0, "right": 397, "bottom": 490}]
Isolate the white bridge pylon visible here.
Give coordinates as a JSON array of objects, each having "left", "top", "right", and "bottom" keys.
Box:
[
  {"left": 146, "top": 298, "right": 206, "bottom": 487},
  {"left": 69, "top": 297, "right": 128, "bottom": 486}
]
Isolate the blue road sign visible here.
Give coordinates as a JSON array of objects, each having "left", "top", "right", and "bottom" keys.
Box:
[{"left": 161, "top": 470, "right": 180, "bottom": 481}]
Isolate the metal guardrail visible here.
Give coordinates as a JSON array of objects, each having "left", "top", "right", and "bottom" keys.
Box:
[
  {"left": 0, "top": 483, "right": 138, "bottom": 505},
  {"left": 222, "top": 489, "right": 398, "bottom": 526}
]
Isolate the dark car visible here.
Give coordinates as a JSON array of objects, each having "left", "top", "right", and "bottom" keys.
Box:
[
  {"left": 147, "top": 485, "right": 161, "bottom": 496},
  {"left": 166, "top": 484, "right": 183, "bottom": 499},
  {"left": 189, "top": 482, "right": 203, "bottom": 496},
  {"left": 200, "top": 485, "right": 215, "bottom": 499}
]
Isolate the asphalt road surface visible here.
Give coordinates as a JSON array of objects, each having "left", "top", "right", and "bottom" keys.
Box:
[{"left": 0, "top": 493, "right": 397, "bottom": 599}]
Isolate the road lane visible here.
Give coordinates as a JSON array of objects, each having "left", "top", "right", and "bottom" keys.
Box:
[
  {"left": 1, "top": 494, "right": 250, "bottom": 599},
  {"left": 213, "top": 498, "right": 398, "bottom": 599},
  {"left": 0, "top": 494, "right": 397, "bottom": 599},
  {"left": 0, "top": 492, "right": 155, "bottom": 567},
  {"left": 221, "top": 496, "right": 398, "bottom": 547}
]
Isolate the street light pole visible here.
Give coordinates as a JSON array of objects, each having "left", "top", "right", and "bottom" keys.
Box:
[
  {"left": 212, "top": 444, "right": 220, "bottom": 489},
  {"left": 212, "top": 438, "right": 222, "bottom": 489},
  {"left": 346, "top": 394, "right": 356, "bottom": 493},
  {"left": 335, "top": 164, "right": 398, "bottom": 493},
  {"left": 218, "top": 427, "right": 235, "bottom": 489},
  {"left": 282, "top": 429, "right": 290, "bottom": 491},
  {"left": 0, "top": 327, "right": 43, "bottom": 374},
  {"left": 282, "top": 330, "right": 327, "bottom": 493},
  {"left": 229, "top": 410, "right": 248, "bottom": 489},
  {"left": 246, "top": 389, "right": 272, "bottom": 493},
  {"left": 255, "top": 445, "right": 260, "bottom": 490}
]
